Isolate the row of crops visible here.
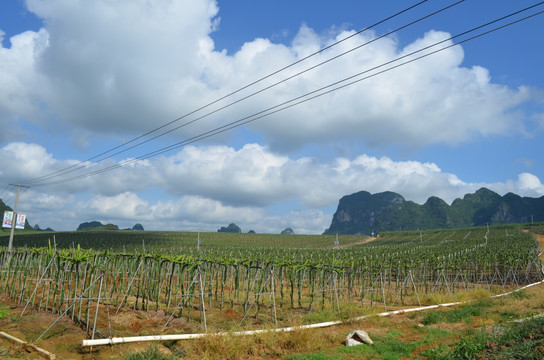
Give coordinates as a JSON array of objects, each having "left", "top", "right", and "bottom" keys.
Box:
[
  {"left": 0, "top": 226, "right": 542, "bottom": 334},
  {"left": 0, "top": 230, "right": 367, "bottom": 250}
]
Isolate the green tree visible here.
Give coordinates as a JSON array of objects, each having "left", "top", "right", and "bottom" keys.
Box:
[{"left": 217, "top": 223, "right": 241, "bottom": 233}]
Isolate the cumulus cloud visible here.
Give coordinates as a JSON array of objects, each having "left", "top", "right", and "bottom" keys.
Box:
[
  {"left": 2, "top": 142, "right": 543, "bottom": 233},
  {"left": 0, "top": 0, "right": 539, "bottom": 151},
  {"left": 0, "top": 142, "right": 57, "bottom": 179},
  {"left": 0, "top": 29, "right": 49, "bottom": 143},
  {"left": 500, "top": 173, "right": 544, "bottom": 198}
]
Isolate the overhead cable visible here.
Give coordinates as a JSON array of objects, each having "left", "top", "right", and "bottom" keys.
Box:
[
  {"left": 20, "top": 0, "right": 432, "bottom": 185},
  {"left": 28, "top": 5, "right": 544, "bottom": 187}
]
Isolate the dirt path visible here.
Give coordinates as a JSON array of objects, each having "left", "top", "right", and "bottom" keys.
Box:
[
  {"left": 332, "top": 236, "right": 377, "bottom": 249},
  {"left": 523, "top": 229, "right": 544, "bottom": 262}
]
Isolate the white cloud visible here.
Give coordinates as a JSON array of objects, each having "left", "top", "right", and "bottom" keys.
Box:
[
  {"left": 2, "top": 142, "right": 543, "bottom": 234},
  {"left": 509, "top": 173, "right": 544, "bottom": 197},
  {"left": 227, "top": 28, "right": 537, "bottom": 150},
  {"left": 15, "top": 0, "right": 222, "bottom": 139},
  {"left": 85, "top": 192, "right": 150, "bottom": 219},
  {"left": 0, "top": 28, "right": 49, "bottom": 142},
  {"left": 0, "top": 142, "right": 57, "bottom": 179},
  {"left": 0, "top": 1, "right": 539, "bottom": 151}
]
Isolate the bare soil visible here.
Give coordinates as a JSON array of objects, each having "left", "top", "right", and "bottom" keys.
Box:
[{"left": 331, "top": 236, "right": 377, "bottom": 249}]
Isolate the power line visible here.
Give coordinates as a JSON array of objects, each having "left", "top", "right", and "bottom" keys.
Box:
[
  {"left": 27, "top": 5, "right": 544, "bottom": 187},
  {"left": 0, "top": 184, "right": 11, "bottom": 202},
  {"left": 20, "top": 0, "right": 433, "bottom": 186},
  {"left": 0, "top": 184, "right": 30, "bottom": 222},
  {"left": 27, "top": 7, "right": 544, "bottom": 186}
]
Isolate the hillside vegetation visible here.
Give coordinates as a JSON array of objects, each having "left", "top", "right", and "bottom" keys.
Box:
[{"left": 325, "top": 187, "right": 544, "bottom": 235}]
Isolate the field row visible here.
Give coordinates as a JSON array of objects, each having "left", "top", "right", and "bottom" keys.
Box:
[{"left": 0, "top": 226, "right": 542, "bottom": 334}]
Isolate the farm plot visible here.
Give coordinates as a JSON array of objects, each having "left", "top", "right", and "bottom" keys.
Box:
[{"left": 0, "top": 226, "right": 542, "bottom": 340}]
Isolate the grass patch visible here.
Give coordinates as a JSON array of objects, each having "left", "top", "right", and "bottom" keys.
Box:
[
  {"left": 121, "top": 344, "right": 176, "bottom": 360},
  {"left": 498, "top": 311, "right": 520, "bottom": 321},
  {"left": 187, "top": 327, "right": 341, "bottom": 360},
  {"left": 421, "top": 300, "right": 493, "bottom": 325},
  {"left": 509, "top": 289, "right": 530, "bottom": 300},
  {"left": 288, "top": 327, "right": 454, "bottom": 360},
  {"left": 419, "top": 288, "right": 492, "bottom": 306},
  {"left": 422, "top": 317, "right": 544, "bottom": 359},
  {"left": 303, "top": 303, "right": 373, "bottom": 325},
  {"left": 0, "top": 308, "right": 10, "bottom": 319},
  {"left": 285, "top": 352, "right": 341, "bottom": 360},
  {"left": 337, "top": 329, "right": 420, "bottom": 360},
  {"left": 304, "top": 309, "right": 338, "bottom": 324}
]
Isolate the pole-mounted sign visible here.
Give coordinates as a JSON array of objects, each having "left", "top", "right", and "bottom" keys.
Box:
[{"left": 2, "top": 211, "right": 26, "bottom": 229}]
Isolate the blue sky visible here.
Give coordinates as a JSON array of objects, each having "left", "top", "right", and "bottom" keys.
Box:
[{"left": 0, "top": 0, "right": 543, "bottom": 233}]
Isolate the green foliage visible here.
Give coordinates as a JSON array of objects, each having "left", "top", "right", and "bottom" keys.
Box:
[
  {"left": 281, "top": 227, "right": 295, "bottom": 235},
  {"left": 421, "top": 345, "right": 452, "bottom": 360},
  {"left": 509, "top": 289, "right": 530, "bottom": 300},
  {"left": 217, "top": 223, "right": 242, "bottom": 233},
  {"left": 0, "top": 230, "right": 367, "bottom": 250},
  {"left": 424, "top": 317, "right": 544, "bottom": 360},
  {"left": 0, "top": 307, "right": 10, "bottom": 319},
  {"left": 422, "top": 300, "right": 493, "bottom": 325},
  {"left": 132, "top": 223, "right": 144, "bottom": 231},
  {"left": 524, "top": 222, "right": 544, "bottom": 235},
  {"left": 337, "top": 329, "right": 420, "bottom": 359},
  {"left": 325, "top": 187, "right": 544, "bottom": 235},
  {"left": 451, "top": 332, "right": 487, "bottom": 360},
  {"left": 324, "top": 190, "right": 405, "bottom": 235},
  {"left": 421, "top": 332, "right": 488, "bottom": 360},
  {"left": 77, "top": 221, "right": 119, "bottom": 231}
]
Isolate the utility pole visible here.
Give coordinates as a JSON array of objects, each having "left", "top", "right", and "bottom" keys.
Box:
[{"left": 7, "top": 184, "right": 30, "bottom": 255}]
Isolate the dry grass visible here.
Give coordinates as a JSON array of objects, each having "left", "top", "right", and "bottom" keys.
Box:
[{"left": 182, "top": 327, "right": 342, "bottom": 360}]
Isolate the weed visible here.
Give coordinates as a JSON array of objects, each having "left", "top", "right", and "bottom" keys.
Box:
[
  {"left": 385, "top": 329, "right": 402, "bottom": 338},
  {"left": 0, "top": 308, "right": 10, "bottom": 319},
  {"left": 455, "top": 288, "right": 492, "bottom": 302},
  {"left": 194, "top": 334, "right": 246, "bottom": 360},
  {"left": 496, "top": 316, "right": 544, "bottom": 344},
  {"left": 160, "top": 340, "right": 186, "bottom": 357},
  {"left": 421, "top": 311, "right": 443, "bottom": 325},
  {"left": 498, "top": 311, "right": 519, "bottom": 321},
  {"left": 336, "top": 329, "right": 422, "bottom": 360},
  {"left": 509, "top": 289, "right": 530, "bottom": 300},
  {"left": 424, "top": 316, "right": 544, "bottom": 360},
  {"left": 451, "top": 332, "right": 487, "bottom": 359},
  {"left": 421, "top": 300, "right": 492, "bottom": 325},
  {"left": 304, "top": 309, "right": 337, "bottom": 324},
  {"left": 420, "top": 293, "right": 454, "bottom": 306},
  {"left": 420, "top": 288, "right": 492, "bottom": 306},
  {"left": 421, "top": 345, "right": 451, "bottom": 360}
]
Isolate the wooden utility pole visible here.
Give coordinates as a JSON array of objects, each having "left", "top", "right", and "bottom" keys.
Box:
[{"left": 7, "top": 184, "right": 30, "bottom": 255}]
